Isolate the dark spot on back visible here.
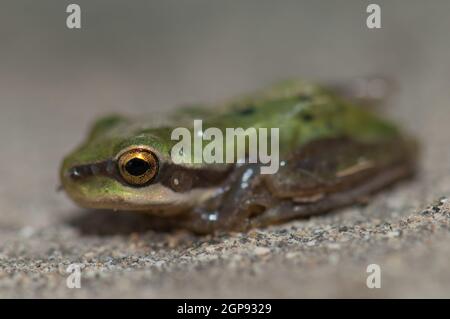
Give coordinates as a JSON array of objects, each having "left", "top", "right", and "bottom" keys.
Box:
[
  {"left": 300, "top": 112, "right": 315, "bottom": 122},
  {"left": 297, "top": 94, "right": 312, "bottom": 102},
  {"left": 238, "top": 106, "right": 255, "bottom": 116}
]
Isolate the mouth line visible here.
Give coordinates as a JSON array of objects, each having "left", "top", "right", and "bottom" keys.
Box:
[{"left": 68, "top": 188, "right": 192, "bottom": 214}]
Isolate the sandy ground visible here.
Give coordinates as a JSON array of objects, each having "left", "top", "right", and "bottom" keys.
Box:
[{"left": 1, "top": 1, "right": 450, "bottom": 298}]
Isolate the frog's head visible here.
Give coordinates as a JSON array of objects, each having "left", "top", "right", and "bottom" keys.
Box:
[{"left": 60, "top": 115, "right": 230, "bottom": 216}]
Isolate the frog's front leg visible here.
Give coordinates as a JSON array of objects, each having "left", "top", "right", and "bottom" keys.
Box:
[{"left": 176, "top": 165, "right": 276, "bottom": 234}]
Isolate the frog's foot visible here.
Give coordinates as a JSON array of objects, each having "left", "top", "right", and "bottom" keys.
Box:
[{"left": 175, "top": 187, "right": 275, "bottom": 234}]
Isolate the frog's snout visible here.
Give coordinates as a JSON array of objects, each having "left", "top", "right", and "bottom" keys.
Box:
[{"left": 59, "top": 161, "right": 97, "bottom": 196}]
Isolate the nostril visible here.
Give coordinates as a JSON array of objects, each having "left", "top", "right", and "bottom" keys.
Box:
[
  {"left": 68, "top": 167, "right": 81, "bottom": 179},
  {"left": 68, "top": 166, "right": 90, "bottom": 180}
]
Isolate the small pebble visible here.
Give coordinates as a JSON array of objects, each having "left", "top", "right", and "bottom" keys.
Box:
[{"left": 254, "top": 247, "right": 271, "bottom": 256}]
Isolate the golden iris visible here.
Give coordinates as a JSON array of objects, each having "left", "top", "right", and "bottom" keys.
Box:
[{"left": 117, "top": 148, "right": 158, "bottom": 186}]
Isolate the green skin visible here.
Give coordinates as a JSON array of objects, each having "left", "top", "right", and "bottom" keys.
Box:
[{"left": 61, "top": 80, "right": 417, "bottom": 233}]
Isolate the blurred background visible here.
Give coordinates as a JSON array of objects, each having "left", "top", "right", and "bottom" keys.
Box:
[{"left": 1, "top": 0, "right": 450, "bottom": 297}]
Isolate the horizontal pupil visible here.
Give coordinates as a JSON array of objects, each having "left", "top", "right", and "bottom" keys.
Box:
[{"left": 125, "top": 158, "right": 151, "bottom": 176}]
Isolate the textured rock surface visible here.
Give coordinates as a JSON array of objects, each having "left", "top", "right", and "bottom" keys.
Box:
[{"left": 1, "top": 0, "right": 450, "bottom": 298}]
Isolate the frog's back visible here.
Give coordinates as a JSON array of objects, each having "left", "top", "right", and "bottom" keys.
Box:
[{"left": 202, "top": 80, "right": 402, "bottom": 155}]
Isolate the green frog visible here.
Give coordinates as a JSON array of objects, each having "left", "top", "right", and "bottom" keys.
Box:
[{"left": 60, "top": 80, "right": 417, "bottom": 233}]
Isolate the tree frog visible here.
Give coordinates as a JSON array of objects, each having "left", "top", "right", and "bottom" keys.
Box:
[{"left": 60, "top": 80, "right": 417, "bottom": 233}]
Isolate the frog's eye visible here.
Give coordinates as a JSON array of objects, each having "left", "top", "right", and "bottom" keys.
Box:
[{"left": 117, "top": 148, "right": 159, "bottom": 186}]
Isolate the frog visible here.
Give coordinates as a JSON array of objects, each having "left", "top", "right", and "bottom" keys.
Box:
[{"left": 60, "top": 80, "right": 417, "bottom": 234}]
